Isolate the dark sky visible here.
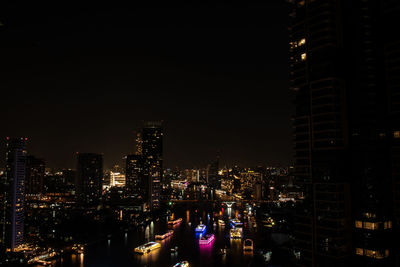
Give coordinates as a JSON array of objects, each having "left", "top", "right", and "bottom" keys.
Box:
[{"left": 0, "top": 1, "right": 291, "bottom": 169}]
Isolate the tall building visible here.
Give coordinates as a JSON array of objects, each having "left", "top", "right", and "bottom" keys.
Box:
[
  {"left": 125, "top": 154, "right": 144, "bottom": 197},
  {"left": 290, "top": 0, "right": 398, "bottom": 266},
  {"left": 76, "top": 153, "right": 103, "bottom": 204},
  {"left": 142, "top": 121, "right": 163, "bottom": 210},
  {"left": 25, "top": 155, "right": 45, "bottom": 195},
  {"left": 133, "top": 130, "right": 143, "bottom": 155},
  {"left": 2, "top": 137, "right": 27, "bottom": 251},
  {"left": 207, "top": 157, "right": 220, "bottom": 189}
]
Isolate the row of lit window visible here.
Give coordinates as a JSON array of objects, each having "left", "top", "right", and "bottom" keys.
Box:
[
  {"left": 289, "top": 38, "right": 306, "bottom": 49},
  {"left": 355, "top": 220, "right": 392, "bottom": 230},
  {"left": 355, "top": 248, "right": 389, "bottom": 259}
]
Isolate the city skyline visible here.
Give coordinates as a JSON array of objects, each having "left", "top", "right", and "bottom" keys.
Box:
[{"left": 0, "top": 1, "right": 291, "bottom": 169}]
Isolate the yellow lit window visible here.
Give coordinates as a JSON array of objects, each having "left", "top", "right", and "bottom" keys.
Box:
[
  {"left": 365, "top": 249, "right": 375, "bottom": 258},
  {"left": 301, "top": 53, "right": 307, "bottom": 61},
  {"left": 356, "top": 248, "right": 363, "bottom": 256},
  {"left": 355, "top": 221, "right": 362, "bottom": 228},
  {"left": 298, "top": 38, "right": 306, "bottom": 46},
  {"left": 375, "top": 251, "right": 385, "bottom": 259},
  {"left": 394, "top": 131, "right": 400, "bottom": 138},
  {"left": 364, "top": 222, "right": 378, "bottom": 230},
  {"left": 385, "top": 250, "right": 389, "bottom": 257},
  {"left": 298, "top": 0, "right": 305, "bottom": 7}
]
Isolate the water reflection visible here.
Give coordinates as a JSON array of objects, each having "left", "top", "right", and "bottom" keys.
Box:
[
  {"left": 79, "top": 253, "right": 84, "bottom": 267},
  {"left": 53, "top": 206, "right": 273, "bottom": 267}
]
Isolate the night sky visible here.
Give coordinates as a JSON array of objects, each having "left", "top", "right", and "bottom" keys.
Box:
[{"left": 0, "top": 1, "right": 291, "bottom": 169}]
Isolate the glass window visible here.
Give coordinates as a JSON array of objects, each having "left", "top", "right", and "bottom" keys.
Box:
[
  {"left": 301, "top": 53, "right": 307, "bottom": 61},
  {"left": 355, "top": 221, "right": 362, "bottom": 228},
  {"left": 355, "top": 248, "right": 363, "bottom": 256},
  {"left": 394, "top": 131, "right": 400, "bottom": 138}
]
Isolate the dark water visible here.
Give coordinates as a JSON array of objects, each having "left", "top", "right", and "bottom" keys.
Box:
[{"left": 45, "top": 207, "right": 274, "bottom": 267}]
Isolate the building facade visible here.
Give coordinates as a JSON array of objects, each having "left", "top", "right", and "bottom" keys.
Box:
[
  {"left": 25, "top": 155, "right": 45, "bottom": 195},
  {"left": 76, "top": 153, "right": 103, "bottom": 204},
  {"left": 2, "top": 138, "right": 27, "bottom": 251},
  {"left": 290, "top": 0, "right": 398, "bottom": 266},
  {"left": 142, "top": 121, "right": 163, "bottom": 210}
]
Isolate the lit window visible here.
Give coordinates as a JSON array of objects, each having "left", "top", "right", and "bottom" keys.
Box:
[
  {"left": 298, "top": 38, "right": 306, "bottom": 46},
  {"left": 301, "top": 53, "right": 307, "bottom": 61},
  {"left": 364, "top": 222, "right": 378, "bottom": 230},
  {"left": 355, "top": 221, "right": 362, "bottom": 228},
  {"left": 298, "top": 0, "right": 305, "bottom": 7},
  {"left": 356, "top": 248, "right": 363, "bottom": 256},
  {"left": 394, "top": 131, "right": 400, "bottom": 138},
  {"left": 365, "top": 249, "right": 375, "bottom": 258}
]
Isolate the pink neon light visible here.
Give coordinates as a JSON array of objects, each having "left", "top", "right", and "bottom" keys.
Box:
[{"left": 199, "top": 234, "right": 215, "bottom": 245}]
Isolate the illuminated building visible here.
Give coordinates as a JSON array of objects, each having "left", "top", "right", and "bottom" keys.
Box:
[
  {"left": 207, "top": 157, "right": 219, "bottom": 189},
  {"left": 125, "top": 154, "right": 144, "bottom": 197},
  {"left": 25, "top": 156, "right": 45, "bottom": 195},
  {"left": 76, "top": 153, "right": 103, "bottom": 204},
  {"left": 239, "top": 171, "right": 262, "bottom": 198},
  {"left": 290, "top": 0, "right": 397, "bottom": 265},
  {"left": 2, "top": 137, "right": 27, "bottom": 251},
  {"left": 142, "top": 121, "right": 163, "bottom": 210},
  {"left": 110, "top": 171, "right": 125, "bottom": 187}
]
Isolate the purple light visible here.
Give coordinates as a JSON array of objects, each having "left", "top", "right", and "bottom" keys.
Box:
[{"left": 199, "top": 234, "right": 215, "bottom": 245}]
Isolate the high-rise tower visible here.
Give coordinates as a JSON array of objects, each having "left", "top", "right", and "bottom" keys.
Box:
[
  {"left": 142, "top": 121, "right": 163, "bottom": 210},
  {"left": 76, "top": 153, "right": 103, "bottom": 204},
  {"left": 289, "top": 0, "right": 397, "bottom": 266},
  {"left": 2, "top": 137, "right": 27, "bottom": 251}
]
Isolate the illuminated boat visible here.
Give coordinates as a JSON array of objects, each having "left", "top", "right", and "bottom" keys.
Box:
[
  {"left": 155, "top": 230, "right": 174, "bottom": 240},
  {"left": 199, "top": 234, "right": 215, "bottom": 245},
  {"left": 195, "top": 224, "right": 206, "bottom": 234},
  {"left": 134, "top": 241, "right": 161, "bottom": 254},
  {"left": 230, "top": 219, "right": 243, "bottom": 227},
  {"left": 218, "top": 219, "right": 225, "bottom": 226},
  {"left": 230, "top": 228, "right": 241, "bottom": 239},
  {"left": 168, "top": 218, "right": 182, "bottom": 225},
  {"left": 71, "top": 243, "right": 85, "bottom": 254},
  {"left": 262, "top": 217, "right": 275, "bottom": 228},
  {"left": 173, "top": 261, "right": 189, "bottom": 267},
  {"left": 243, "top": 239, "right": 253, "bottom": 251}
]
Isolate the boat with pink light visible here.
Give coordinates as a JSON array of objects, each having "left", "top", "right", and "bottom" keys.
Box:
[{"left": 199, "top": 234, "right": 215, "bottom": 245}]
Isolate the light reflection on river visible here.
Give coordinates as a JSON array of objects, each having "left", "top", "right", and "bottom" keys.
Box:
[{"left": 46, "top": 207, "right": 271, "bottom": 267}]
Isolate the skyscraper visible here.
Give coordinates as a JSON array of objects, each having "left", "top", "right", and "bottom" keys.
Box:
[
  {"left": 290, "top": 0, "right": 397, "bottom": 266},
  {"left": 142, "top": 121, "right": 163, "bottom": 210},
  {"left": 25, "top": 155, "right": 45, "bottom": 195},
  {"left": 76, "top": 153, "right": 103, "bottom": 204},
  {"left": 125, "top": 154, "right": 144, "bottom": 198},
  {"left": 2, "top": 137, "right": 27, "bottom": 251},
  {"left": 207, "top": 157, "right": 220, "bottom": 189}
]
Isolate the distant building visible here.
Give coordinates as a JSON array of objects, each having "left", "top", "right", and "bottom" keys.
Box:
[
  {"left": 2, "top": 137, "right": 27, "bottom": 251},
  {"left": 142, "top": 121, "right": 163, "bottom": 210},
  {"left": 25, "top": 155, "right": 45, "bottom": 195},
  {"left": 207, "top": 157, "right": 220, "bottom": 189},
  {"left": 125, "top": 154, "right": 144, "bottom": 197},
  {"left": 110, "top": 171, "right": 125, "bottom": 187},
  {"left": 76, "top": 153, "right": 103, "bottom": 204}
]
